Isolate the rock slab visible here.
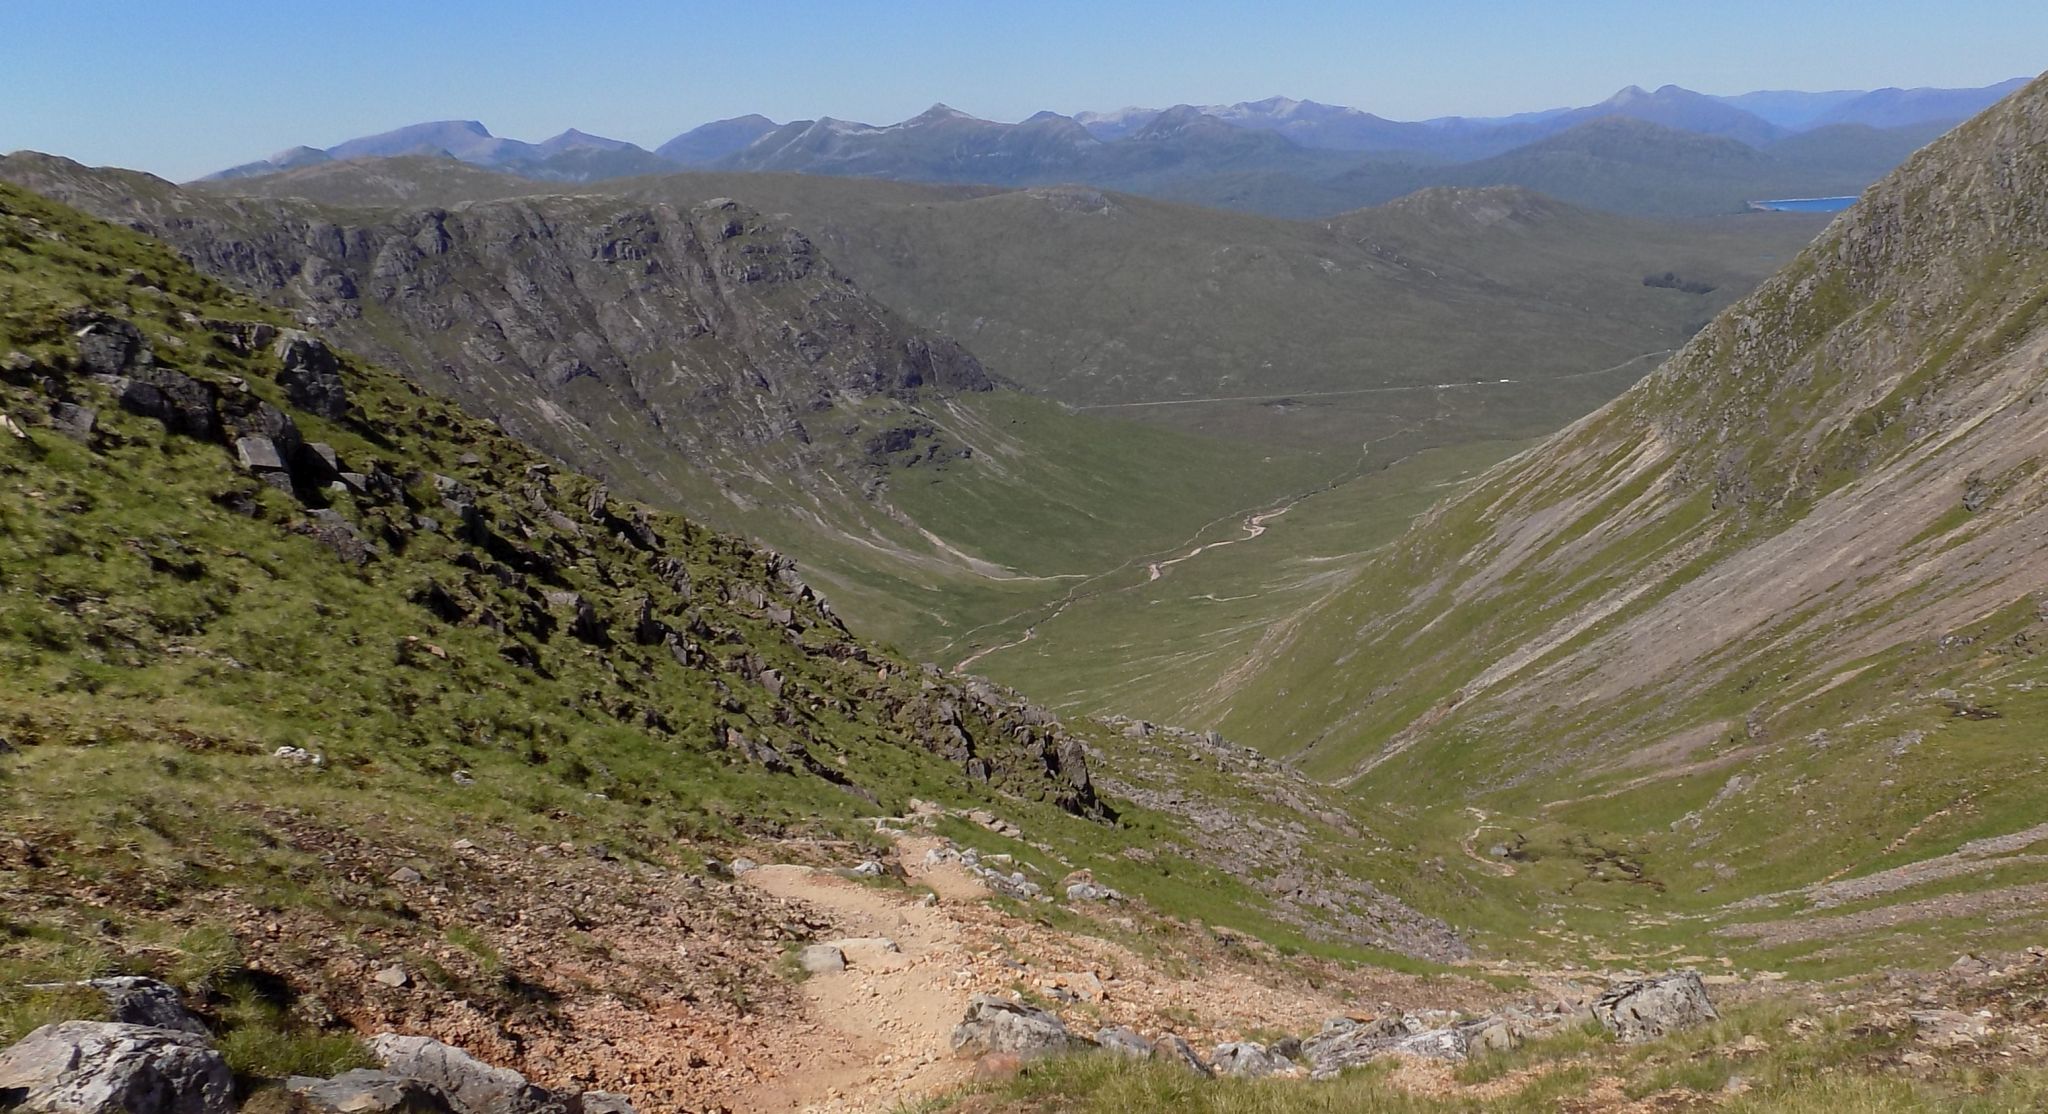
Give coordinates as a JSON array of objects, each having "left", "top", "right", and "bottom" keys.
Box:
[
  {"left": 1593, "top": 972, "right": 1718, "bottom": 1043},
  {"left": 368, "top": 1034, "right": 571, "bottom": 1114},
  {"left": 1211, "top": 1041, "right": 1292, "bottom": 1077},
  {"left": 0, "top": 1021, "right": 233, "bottom": 1114},
  {"left": 949, "top": 995, "right": 1079, "bottom": 1059}
]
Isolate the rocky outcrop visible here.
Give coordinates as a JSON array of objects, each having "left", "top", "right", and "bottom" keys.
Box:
[
  {"left": 0, "top": 1021, "right": 233, "bottom": 1114},
  {"left": 949, "top": 995, "right": 1083, "bottom": 1059},
  {"left": 901, "top": 673, "right": 1105, "bottom": 819},
  {"left": 17, "top": 304, "right": 1106, "bottom": 821},
  {"left": 1299, "top": 994, "right": 1600, "bottom": 1077},
  {"left": 0, "top": 158, "right": 998, "bottom": 520},
  {"left": 1592, "top": 972, "right": 1717, "bottom": 1043}
]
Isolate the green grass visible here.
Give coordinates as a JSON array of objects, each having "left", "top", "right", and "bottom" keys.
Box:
[{"left": 214, "top": 976, "right": 376, "bottom": 1079}]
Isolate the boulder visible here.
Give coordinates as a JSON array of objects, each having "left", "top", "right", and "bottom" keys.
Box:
[
  {"left": 1592, "top": 972, "right": 1717, "bottom": 1043},
  {"left": 1094, "top": 1026, "right": 1151, "bottom": 1059},
  {"left": 1210, "top": 1041, "right": 1291, "bottom": 1077},
  {"left": 367, "top": 1035, "right": 570, "bottom": 1114},
  {"left": 0, "top": 1021, "right": 233, "bottom": 1114},
  {"left": 301, "top": 442, "right": 345, "bottom": 482},
  {"left": 285, "top": 1068, "right": 458, "bottom": 1113},
  {"left": 222, "top": 400, "right": 303, "bottom": 467},
  {"left": 307, "top": 509, "right": 374, "bottom": 566},
  {"left": 1389, "top": 1026, "right": 1470, "bottom": 1061},
  {"left": 74, "top": 317, "right": 153, "bottom": 377},
  {"left": 1150, "top": 1033, "right": 1210, "bottom": 1074},
  {"left": 108, "top": 370, "right": 221, "bottom": 440},
  {"left": 567, "top": 1094, "right": 636, "bottom": 1114},
  {"left": 1910, "top": 1009, "right": 1994, "bottom": 1048},
  {"left": 81, "top": 978, "right": 209, "bottom": 1037},
  {"left": 274, "top": 331, "right": 350, "bottom": 419},
  {"left": 49, "top": 403, "right": 97, "bottom": 441},
  {"left": 949, "top": 995, "right": 1079, "bottom": 1060},
  {"left": 236, "top": 436, "right": 286, "bottom": 472}
]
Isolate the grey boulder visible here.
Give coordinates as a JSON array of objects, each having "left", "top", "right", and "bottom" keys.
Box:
[
  {"left": 88, "top": 978, "right": 210, "bottom": 1038},
  {"left": 274, "top": 331, "right": 350, "bottom": 419},
  {"left": 0, "top": 1021, "right": 233, "bottom": 1114},
  {"left": 949, "top": 995, "right": 1079, "bottom": 1059},
  {"left": 74, "top": 317, "right": 153, "bottom": 377},
  {"left": 367, "top": 1034, "right": 570, "bottom": 1114},
  {"left": 1093, "top": 1025, "right": 1151, "bottom": 1059},
  {"left": 1592, "top": 972, "right": 1717, "bottom": 1043},
  {"left": 1210, "top": 1041, "right": 1292, "bottom": 1077},
  {"left": 1149, "top": 1032, "right": 1210, "bottom": 1075}
]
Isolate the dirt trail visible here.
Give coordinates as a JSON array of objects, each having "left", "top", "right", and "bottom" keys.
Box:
[
  {"left": 1147, "top": 505, "right": 1293, "bottom": 580},
  {"left": 733, "top": 842, "right": 988, "bottom": 1113},
  {"left": 725, "top": 833, "right": 1489, "bottom": 1112},
  {"left": 1459, "top": 808, "right": 1518, "bottom": 877}
]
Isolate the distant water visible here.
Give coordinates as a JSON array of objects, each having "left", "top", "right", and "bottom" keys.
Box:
[{"left": 1749, "top": 196, "right": 1858, "bottom": 213}]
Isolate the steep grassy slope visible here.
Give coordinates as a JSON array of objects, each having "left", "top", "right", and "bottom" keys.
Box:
[
  {"left": 1194, "top": 75, "right": 2048, "bottom": 969},
  {"left": 0, "top": 182, "right": 1482, "bottom": 1097},
  {"left": 0, "top": 177, "right": 1107, "bottom": 846}
]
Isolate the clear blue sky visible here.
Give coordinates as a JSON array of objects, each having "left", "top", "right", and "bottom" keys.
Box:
[{"left": 3, "top": 0, "right": 2041, "bottom": 181}]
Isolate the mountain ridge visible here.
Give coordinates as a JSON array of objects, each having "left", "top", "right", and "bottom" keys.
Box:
[{"left": 187, "top": 77, "right": 2026, "bottom": 215}]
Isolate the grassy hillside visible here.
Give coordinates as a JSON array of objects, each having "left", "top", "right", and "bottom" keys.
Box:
[
  {"left": 1, "top": 183, "right": 1499, "bottom": 1099},
  {"left": 1174, "top": 74, "right": 2048, "bottom": 973}
]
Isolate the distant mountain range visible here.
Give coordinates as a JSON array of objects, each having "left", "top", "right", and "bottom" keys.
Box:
[
  {"left": 198, "top": 77, "right": 2029, "bottom": 218},
  {"left": 209, "top": 119, "right": 678, "bottom": 182}
]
